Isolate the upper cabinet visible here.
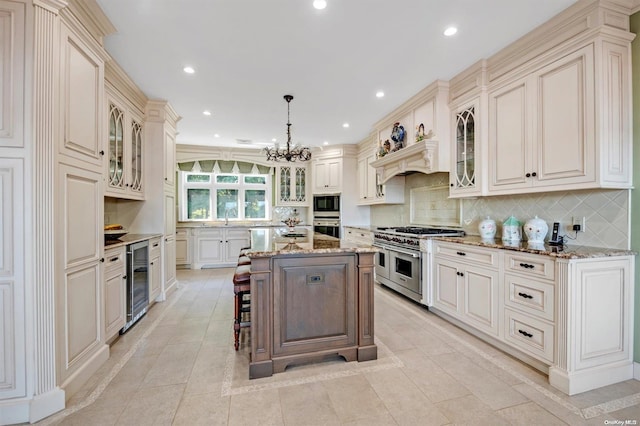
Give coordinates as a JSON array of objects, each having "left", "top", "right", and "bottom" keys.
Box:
[
  {"left": 276, "top": 164, "right": 309, "bottom": 206},
  {"left": 104, "top": 61, "right": 148, "bottom": 200},
  {"left": 449, "top": 61, "right": 488, "bottom": 198},
  {"left": 313, "top": 157, "right": 342, "bottom": 194},
  {"left": 480, "top": 3, "right": 633, "bottom": 196},
  {"left": 104, "top": 89, "right": 144, "bottom": 199}
]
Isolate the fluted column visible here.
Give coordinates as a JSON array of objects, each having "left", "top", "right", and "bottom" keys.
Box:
[{"left": 32, "top": 0, "right": 66, "bottom": 398}]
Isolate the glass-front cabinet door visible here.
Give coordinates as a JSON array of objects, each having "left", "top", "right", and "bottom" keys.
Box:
[
  {"left": 276, "top": 164, "right": 308, "bottom": 206},
  {"left": 108, "top": 102, "right": 125, "bottom": 191},
  {"left": 450, "top": 98, "right": 481, "bottom": 197},
  {"left": 129, "top": 119, "right": 143, "bottom": 194}
]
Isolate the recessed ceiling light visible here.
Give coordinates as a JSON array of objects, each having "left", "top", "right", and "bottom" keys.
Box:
[
  {"left": 271, "top": 138, "right": 277, "bottom": 142},
  {"left": 203, "top": 110, "right": 211, "bottom": 116},
  {"left": 313, "top": 0, "right": 327, "bottom": 10},
  {"left": 214, "top": 134, "right": 220, "bottom": 138},
  {"left": 342, "top": 123, "right": 350, "bottom": 128},
  {"left": 443, "top": 26, "right": 458, "bottom": 37},
  {"left": 376, "top": 91, "right": 385, "bottom": 98},
  {"left": 323, "top": 141, "right": 329, "bottom": 146},
  {"left": 183, "top": 66, "right": 195, "bottom": 74}
]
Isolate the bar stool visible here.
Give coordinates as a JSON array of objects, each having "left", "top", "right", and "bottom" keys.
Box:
[{"left": 233, "top": 264, "right": 251, "bottom": 350}]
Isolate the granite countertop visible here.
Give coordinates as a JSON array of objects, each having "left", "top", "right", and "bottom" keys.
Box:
[
  {"left": 434, "top": 235, "right": 636, "bottom": 259},
  {"left": 245, "top": 227, "right": 377, "bottom": 258},
  {"left": 104, "top": 233, "right": 163, "bottom": 250}
]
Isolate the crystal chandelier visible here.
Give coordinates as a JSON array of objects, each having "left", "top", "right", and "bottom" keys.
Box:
[{"left": 264, "top": 95, "right": 312, "bottom": 162}]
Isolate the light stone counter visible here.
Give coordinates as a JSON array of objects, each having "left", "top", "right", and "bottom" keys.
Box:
[{"left": 435, "top": 235, "right": 635, "bottom": 259}]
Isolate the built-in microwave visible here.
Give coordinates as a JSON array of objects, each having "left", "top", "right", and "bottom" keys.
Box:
[{"left": 313, "top": 194, "right": 340, "bottom": 214}]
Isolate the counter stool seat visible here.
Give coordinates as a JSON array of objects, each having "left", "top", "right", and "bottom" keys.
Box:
[{"left": 233, "top": 264, "right": 251, "bottom": 350}]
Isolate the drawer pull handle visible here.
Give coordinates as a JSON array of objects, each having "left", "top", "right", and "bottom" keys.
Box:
[
  {"left": 518, "top": 329, "right": 533, "bottom": 338},
  {"left": 519, "top": 263, "right": 534, "bottom": 269},
  {"left": 456, "top": 251, "right": 466, "bottom": 256},
  {"left": 153, "top": 243, "right": 159, "bottom": 247},
  {"left": 110, "top": 256, "right": 119, "bottom": 262},
  {"left": 518, "top": 292, "right": 533, "bottom": 299}
]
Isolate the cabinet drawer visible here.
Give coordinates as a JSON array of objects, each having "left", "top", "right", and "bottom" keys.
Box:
[
  {"left": 195, "top": 228, "right": 223, "bottom": 238},
  {"left": 149, "top": 237, "right": 161, "bottom": 258},
  {"left": 345, "top": 228, "right": 373, "bottom": 245},
  {"left": 504, "top": 309, "right": 554, "bottom": 364},
  {"left": 104, "top": 247, "right": 126, "bottom": 272},
  {"left": 504, "top": 252, "right": 555, "bottom": 280},
  {"left": 226, "top": 228, "right": 251, "bottom": 240},
  {"left": 504, "top": 273, "right": 555, "bottom": 321},
  {"left": 176, "top": 228, "right": 189, "bottom": 238},
  {"left": 434, "top": 242, "right": 499, "bottom": 268}
]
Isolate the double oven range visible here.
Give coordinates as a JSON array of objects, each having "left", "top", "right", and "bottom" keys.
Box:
[{"left": 373, "top": 226, "right": 464, "bottom": 304}]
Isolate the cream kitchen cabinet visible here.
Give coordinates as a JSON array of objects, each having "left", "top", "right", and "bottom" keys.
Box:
[
  {"left": 103, "top": 246, "right": 126, "bottom": 341},
  {"left": 104, "top": 87, "right": 144, "bottom": 200},
  {"left": 431, "top": 240, "right": 635, "bottom": 395},
  {"left": 502, "top": 252, "right": 556, "bottom": 363},
  {"left": 193, "top": 227, "right": 250, "bottom": 268},
  {"left": 357, "top": 153, "right": 404, "bottom": 205},
  {"left": 276, "top": 164, "right": 309, "bottom": 206},
  {"left": 488, "top": 41, "right": 631, "bottom": 194},
  {"left": 175, "top": 228, "right": 192, "bottom": 267},
  {"left": 432, "top": 242, "right": 500, "bottom": 337},
  {"left": 313, "top": 158, "right": 342, "bottom": 193},
  {"left": 149, "top": 237, "right": 162, "bottom": 303},
  {"left": 343, "top": 227, "right": 373, "bottom": 246}
]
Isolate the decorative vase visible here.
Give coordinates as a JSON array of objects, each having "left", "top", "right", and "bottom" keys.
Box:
[
  {"left": 478, "top": 216, "right": 496, "bottom": 239},
  {"left": 502, "top": 215, "right": 521, "bottom": 242},
  {"left": 524, "top": 216, "right": 548, "bottom": 244}
]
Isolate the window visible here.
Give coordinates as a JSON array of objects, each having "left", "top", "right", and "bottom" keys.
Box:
[{"left": 179, "top": 171, "right": 271, "bottom": 222}]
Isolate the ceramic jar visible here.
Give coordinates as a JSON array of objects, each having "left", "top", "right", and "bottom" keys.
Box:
[
  {"left": 524, "top": 216, "right": 548, "bottom": 243},
  {"left": 478, "top": 216, "right": 496, "bottom": 239},
  {"left": 502, "top": 215, "right": 521, "bottom": 243}
]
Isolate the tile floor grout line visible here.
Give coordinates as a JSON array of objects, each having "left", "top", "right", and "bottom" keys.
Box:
[
  {"left": 39, "top": 284, "right": 188, "bottom": 425},
  {"left": 221, "top": 337, "right": 404, "bottom": 397},
  {"left": 375, "top": 288, "right": 640, "bottom": 420}
]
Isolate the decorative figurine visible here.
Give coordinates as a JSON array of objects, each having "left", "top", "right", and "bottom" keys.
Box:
[
  {"left": 416, "top": 123, "right": 425, "bottom": 142},
  {"left": 376, "top": 139, "right": 387, "bottom": 158},
  {"left": 391, "top": 122, "right": 405, "bottom": 151},
  {"left": 383, "top": 139, "right": 391, "bottom": 154}
]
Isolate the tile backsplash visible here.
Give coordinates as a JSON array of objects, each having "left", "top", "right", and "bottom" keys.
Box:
[{"left": 371, "top": 173, "right": 630, "bottom": 249}]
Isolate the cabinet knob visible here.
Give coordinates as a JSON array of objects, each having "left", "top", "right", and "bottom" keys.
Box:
[
  {"left": 99, "top": 150, "right": 105, "bottom": 156},
  {"left": 525, "top": 173, "right": 531, "bottom": 178},
  {"left": 100, "top": 258, "right": 104, "bottom": 263},
  {"left": 123, "top": 276, "right": 127, "bottom": 280},
  {"left": 450, "top": 183, "right": 454, "bottom": 187},
  {"left": 531, "top": 172, "right": 537, "bottom": 177}
]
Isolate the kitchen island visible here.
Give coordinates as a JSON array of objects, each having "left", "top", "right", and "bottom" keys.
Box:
[{"left": 244, "top": 228, "right": 378, "bottom": 379}]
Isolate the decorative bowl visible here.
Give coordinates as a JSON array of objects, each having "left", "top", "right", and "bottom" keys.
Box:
[{"left": 104, "top": 230, "right": 128, "bottom": 241}]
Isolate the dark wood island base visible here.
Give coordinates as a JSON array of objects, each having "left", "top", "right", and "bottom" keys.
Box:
[{"left": 246, "top": 230, "right": 378, "bottom": 379}]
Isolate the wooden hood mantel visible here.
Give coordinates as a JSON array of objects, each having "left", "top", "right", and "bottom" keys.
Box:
[{"left": 370, "top": 139, "right": 446, "bottom": 184}]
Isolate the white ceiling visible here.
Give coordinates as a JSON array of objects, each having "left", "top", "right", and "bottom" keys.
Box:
[{"left": 96, "top": 0, "right": 578, "bottom": 149}]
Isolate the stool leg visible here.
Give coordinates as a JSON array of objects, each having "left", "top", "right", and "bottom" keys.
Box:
[{"left": 234, "top": 292, "right": 240, "bottom": 351}]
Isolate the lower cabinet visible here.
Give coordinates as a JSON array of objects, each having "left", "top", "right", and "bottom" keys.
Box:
[
  {"left": 431, "top": 240, "right": 635, "bottom": 395},
  {"left": 432, "top": 244, "right": 500, "bottom": 337},
  {"left": 164, "top": 235, "right": 176, "bottom": 294},
  {"left": 103, "top": 246, "right": 126, "bottom": 341},
  {"left": 175, "top": 228, "right": 191, "bottom": 267},
  {"left": 342, "top": 227, "right": 373, "bottom": 246},
  {"left": 149, "top": 237, "right": 162, "bottom": 303},
  {"left": 193, "top": 227, "right": 250, "bottom": 268}
]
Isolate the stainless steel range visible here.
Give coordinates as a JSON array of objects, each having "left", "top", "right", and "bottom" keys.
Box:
[{"left": 373, "top": 226, "right": 464, "bottom": 303}]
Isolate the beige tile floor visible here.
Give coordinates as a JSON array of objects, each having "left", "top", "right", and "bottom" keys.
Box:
[{"left": 39, "top": 268, "right": 640, "bottom": 425}]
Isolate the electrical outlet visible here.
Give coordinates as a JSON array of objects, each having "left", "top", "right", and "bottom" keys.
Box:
[{"left": 572, "top": 216, "right": 586, "bottom": 232}]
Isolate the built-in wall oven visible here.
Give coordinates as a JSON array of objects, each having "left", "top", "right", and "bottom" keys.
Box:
[
  {"left": 313, "top": 194, "right": 341, "bottom": 238},
  {"left": 121, "top": 240, "right": 149, "bottom": 333},
  {"left": 373, "top": 227, "right": 464, "bottom": 304}
]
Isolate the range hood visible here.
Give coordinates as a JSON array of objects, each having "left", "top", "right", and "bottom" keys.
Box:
[{"left": 370, "top": 140, "right": 447, "bottom": 184}]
